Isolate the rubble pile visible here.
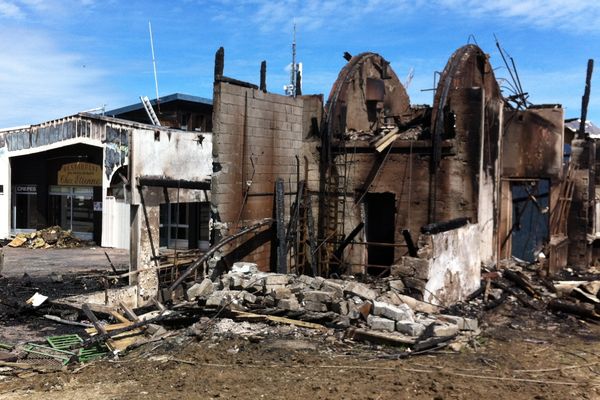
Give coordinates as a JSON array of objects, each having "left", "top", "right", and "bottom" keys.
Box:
[
  {"left": 183, "top": 262, "right": 479, "bottom": 348},
  {"left": 7, "top": 226, "right": 84, "bottom": 249}
]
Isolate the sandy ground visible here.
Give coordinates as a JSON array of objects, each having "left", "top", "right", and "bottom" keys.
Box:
[
  {"left": 0, "top": 247, "right": 599, "bottom": 399},
  {"left": 1, "top": 247, "right": 129, "bottom": 278}
]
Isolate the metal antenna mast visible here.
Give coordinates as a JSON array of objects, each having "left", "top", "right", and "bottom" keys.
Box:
[
  {"left": 292, "top": 22, "right": 297, "bottom": 97},
  {"left": 149, "top": 21, "right": 160, "bottom": 111}
]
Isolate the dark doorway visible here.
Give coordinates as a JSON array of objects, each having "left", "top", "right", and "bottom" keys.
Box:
[
  {"left": 365, "top": 192, "right": 396, "bottom": 273},
  {"left": 511, "top": 180, "right": 549, "bottom": 262}
]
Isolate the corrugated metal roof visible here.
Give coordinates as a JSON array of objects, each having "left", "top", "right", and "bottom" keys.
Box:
[
  {"left": 105, "top": 93, "right": 213, "bottom": 117},
  {"left": 565, "top": 119, "right": 600, "bottom": 138}
]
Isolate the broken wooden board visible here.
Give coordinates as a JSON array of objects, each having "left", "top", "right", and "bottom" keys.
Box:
[
  {"left": 231, "top": 311, "right": 328, "bottom": 332},
  {"left": 345, "top": 327, "right": 417, "bottom": 346},
  {"left": 7, "top": 236, "right": 27, "bottom": 248},
  {"left": 85, "top": 321, "right": 145, "bottom": 353}
]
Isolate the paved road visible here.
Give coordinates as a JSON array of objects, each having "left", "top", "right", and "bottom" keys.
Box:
[{"left": 1, "top": 246, "right": 129, "bottom": 277}]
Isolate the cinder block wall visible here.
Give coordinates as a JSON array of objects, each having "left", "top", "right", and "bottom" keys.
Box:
[{"left": 212, "top": 81, "right": 315, "bottom": 270}]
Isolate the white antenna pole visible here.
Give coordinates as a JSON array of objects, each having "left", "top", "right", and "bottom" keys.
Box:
[
  {"left": 291, "top": 22, "right": 297, "bottom": 97},
  {"left": 149, "top": 21, "right": 160, "bottom": 109}
]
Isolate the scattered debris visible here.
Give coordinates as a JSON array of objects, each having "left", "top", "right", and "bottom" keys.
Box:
[{"left": 7, "top": 226, "right": 84, "bottom": 249}]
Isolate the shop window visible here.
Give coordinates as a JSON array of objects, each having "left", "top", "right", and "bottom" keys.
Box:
[{"left": 160, "top": 202, "right": 210, "bottom": 250}]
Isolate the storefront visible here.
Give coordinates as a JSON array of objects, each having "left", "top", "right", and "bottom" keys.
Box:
[{"left": 9, "top": 144, "right": 103, "bottom": 242}]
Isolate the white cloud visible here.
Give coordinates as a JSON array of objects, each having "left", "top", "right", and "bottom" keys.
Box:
[
  {"left": 212, "top": 0, "right": 415, "bottom": 33},
  {"left": 0, "top": 28, "right": 123, "bottom": 126},
  {"left": 435, "top": 0, "right": 600, "bottom": 33},
  {"left": 0, "top": 1, "right": 22, "bottom": 18}
]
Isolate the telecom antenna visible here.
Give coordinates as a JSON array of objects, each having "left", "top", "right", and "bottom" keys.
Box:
[
  {"left": 149, "top": 21, "right": 160, "bottom": 111},
  {"left": 284, "top": 23, "right": 298, "bottom": 97}
]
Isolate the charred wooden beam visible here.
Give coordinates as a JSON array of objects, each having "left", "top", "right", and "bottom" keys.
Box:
[
  {"left": 214, "top": 47, "right": 224, "bottom": 80},
  {"left": 275, "top": 178, "right": 287, "bottom": 274},
  {"left": 260, "top": 60, "right": 267, "bottom": 92},
  {"left": 578, "top": 59, "right": 594, "bottom": 139},
  {"left": 421, "top": 217, "right": 470, "bottom": 235},
  {"left": 137, "top": 177, "right": 210, "bottom": 190},
  {"left": 402, "top": 229, "right": 418, "bottom": 257}
]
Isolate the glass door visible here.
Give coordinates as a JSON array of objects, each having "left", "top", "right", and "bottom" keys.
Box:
[{"left": 49, "top": 186, "right": 94, "bottom": 240}]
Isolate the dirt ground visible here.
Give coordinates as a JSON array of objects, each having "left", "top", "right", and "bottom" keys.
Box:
[{"left": 1, "top": 247, "right": 599, "bottom": 399}]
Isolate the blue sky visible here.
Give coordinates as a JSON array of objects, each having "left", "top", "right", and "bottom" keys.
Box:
[{"left": 0, "top": 0, "right": 598, "bottom": 127}]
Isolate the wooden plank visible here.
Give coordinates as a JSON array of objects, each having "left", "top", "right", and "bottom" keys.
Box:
[
  {"left": 118, "top": 301, "right": 140, "bottom": 322},
  {"left": 82, "top": 303, "right": 107, "bottom": 336},
  {"left": 110, "top": 310, "right": 131, "bottom": 324},
  {"left": 232, "top": 311, "right": 327, "bottom": 331},
  {"left": 85, "top": 321, "right": 133, "bottom": 335}
]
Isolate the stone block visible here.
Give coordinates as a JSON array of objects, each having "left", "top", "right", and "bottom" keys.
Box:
[
  {"left": 426, "top": 322, "right": 459, "bottom": 337},
  {"left": 372, "top": 301, "right": 414, "bottom": 322},
  {"left": 241, "top": 291, "right": 257, "bottom": 304},
  {"left": 331, "top": 300, "right": 349, "bottom": 315},
  {"left": 344, "top": 282, "right": 377, "bottom": 300},
  {"left": 303, "top": 290, "right": 333, "bottom": 303},
  {"left": 229, "top": 273, "right": 244, "bottom": 289},
  {"left": 265, "top": 284, "right": 286, "bottom": 293},
  {"left": 367, "top": 315, "right": 395, "bottom": 332},
  {"left": 403, "top": 277, "right": 426, "bottom": 292},
  {"left": 389, "top": 280, "right": 405, "bottom": 292},
  {"left": 206, "top": 290, "right": 240, "bottom": 307},
  {"left": 321, "top": 280, "right": 344, "bottom": 297},
  {"left": 395, "top": 321, "right": 426, "bottom": 337},
  {"left": 187, "top": 278, "right": 214, "bottom": 300},
  {"left": 347, "top": 302, "right": 361, "bottom": 320},
  {"left": 278, "top": 296, "right": 301, "bottom": 311},
  {"left": 304, "top": 301, "right": 327, "bottom": 312},
  {"left": 271, "top": 287, "right": 292, "bottom": 300},
  {"left": 231, "top": 262, "right": 259, "bottom": 274},
  {"left": 263, "top": 274, "right": 290, "bottom": 285},
  {"left": 438, "top": 315, "right": 478, "bottom": 331}
]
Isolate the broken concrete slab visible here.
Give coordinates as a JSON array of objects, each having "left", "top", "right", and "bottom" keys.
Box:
[
  {"left": 304, "top": 301, "right": 328, "bottom": 312},
  {"left": 270, "top": 287, "right": 292, "bottom": 300},
  {"left": 426, "top": 322, "right": 459, "bottom": 337},
  {"left": 389, "top": 280, "right": 405, "bottom": 292},
  {"left": 263, "top": 274, "right": 289, "bottom": 286},
  {"left": 231, "top": 262, "right": 259, "bottom": 275},
  {"left": 367, "top": 315, "right": 395, "bottom": 332},
  {"left": 344, "top": 282, "right": 377, "bottom": 300},
  {"left": 303, "top": 290, "right": 333, "bottom": 303},
  {"left": 321, "top": 280, "right": 344, "bottom": 297},
  {"left": 395, "top": 321, "right": 426, "bottom": 337},
  {"left": 372, "top": 301, "right": 414, "bottom": 322},
  {"left": 187, "top": 278, "right": 214, "bottom": 300},
  {"left": 278, "top": 296, "right": 301, "bottom": 311}
]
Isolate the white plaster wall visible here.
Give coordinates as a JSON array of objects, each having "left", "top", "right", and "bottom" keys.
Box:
[
  {"left": 130, "top": 130, "right": 212, "bottom": 205},
  {"left": 0, "top": 148, "right": 10, "bottom": 239},
  {"left": 101, "top": 197, "right": 130, "bottom": 249},
  {"left": 425, "top": 223, "right": 481, "bottom": 306}
]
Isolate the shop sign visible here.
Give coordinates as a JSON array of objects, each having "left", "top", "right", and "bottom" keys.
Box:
[
  {"left": 15, "top": 184, "right": 37, "bottom": 194},
  {"left": 58, "top": 162, "right": 102, "bottom": 186}
]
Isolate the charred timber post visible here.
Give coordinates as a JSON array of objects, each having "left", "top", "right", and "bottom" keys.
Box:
[
  {"left": 214, "top": 47, "right": 224, "bottom": 80},
  {"left": 260, "top": 60, "right": 267, "bottom": 92},
  {"left": 275, "top": 178, "right": 287, "bottom": 274},
  {"left": 421, "top": 217, "right": 470, "bottom": 235},
  {"left": 402, "top": 229, "right": 418, "bottom": 257},
  {"left": 579, "top": 59, "right": 594, "bottom": 139}
]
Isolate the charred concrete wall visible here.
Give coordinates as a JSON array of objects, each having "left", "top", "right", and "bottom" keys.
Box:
[
  {"left": 211, "top": 81, "right": 319, "bottom": 270},
  {"left": 569, "top": 138, "right": 595, "bottom": 268},
  {"left": 128, "top": 129, "right": 212, "bottom": 305}
]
